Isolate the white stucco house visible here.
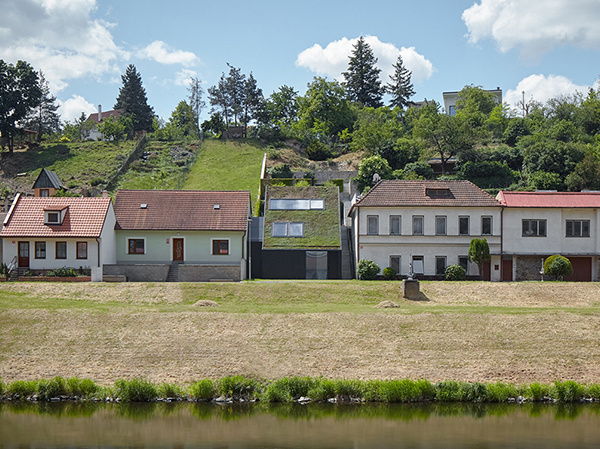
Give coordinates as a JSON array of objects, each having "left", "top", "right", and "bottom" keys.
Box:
[
  {"left": 497, "top": 190, "right": 600, "bottom": 281},
  {"left": 0, "top": 194, "right": 116, "bottom": 281},
  {"left": 349, "top": 180, "right": 502, "bottom": 280}
]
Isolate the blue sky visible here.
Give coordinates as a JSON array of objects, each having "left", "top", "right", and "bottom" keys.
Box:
[{"left": 3, "top": 0, "right": 600, "bottom": 122}]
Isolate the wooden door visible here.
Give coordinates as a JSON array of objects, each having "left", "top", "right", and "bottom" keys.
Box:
[
  {"left": 502, "top": 258, "right": 513, "bottom": 281},
  {"left": 18, "top": 242, "right": 29, "bottom": 268},
  {"left": 173, "top": 238, "right": 184, "bottom": 261},
  {"left": 564, "top": 257, "right": 592, "bottom": 282}
]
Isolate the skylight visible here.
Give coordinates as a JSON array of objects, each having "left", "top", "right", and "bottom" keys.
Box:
[{"left": 269, "top": 199, "right": 325, "bottom": 210}]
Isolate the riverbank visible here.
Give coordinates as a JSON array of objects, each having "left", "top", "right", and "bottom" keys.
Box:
[{"left": 1, "top": 281, "right": 599, "bottom": 385}]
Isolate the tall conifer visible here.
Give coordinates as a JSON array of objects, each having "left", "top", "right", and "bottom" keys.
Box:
[
  {"left": 386, "top": 55, "right": 415, "bottom": 109},
  {"left": 342, "top": 37, "right": 383, "bottom": 108},
  {"left": 114, "top": 64, "right": 154, "bottom": 132}
]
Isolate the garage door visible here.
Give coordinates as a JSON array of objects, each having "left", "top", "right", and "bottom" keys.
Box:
[{"left": 564, "top": 257, "right": 592, "bottom": 282}]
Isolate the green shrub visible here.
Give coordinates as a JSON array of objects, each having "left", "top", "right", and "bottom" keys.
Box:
[
  {"left": 551, "top": 380, "right": 584, "bottom": 402},
  {"left": 378, "top": 379, "right": 432, "bottom": 403},
  {"left": 357, "top": 259, "right": 380, "bottom": 280},
  {"left": 307, "top": 378, "right": 336, "bottom": 402},
  {"left": 90, "top": 177, "right": 104, "bottom": 186},
  {"left": 334, "top": 379, "right": 366, "bottom": 399},
  {"left": 217, "top": 375, "right": 260, "bottom": 399},
  {"left": 188, "top": 379, "right": 216, "bottom": 401},
  {"left": 382, "top": 267, "right": 397, "bottom": 280},
  {"left": 543, "top": 255, "right": 573, "bottom": 281},
  {"left": 461, "top": 382, "right": 487, "bottom": 403},
  {"left": 444, "top": 264, "right": 466, "bottom": 281},
  {"left": 66, "top": 377, "right": 99, "bottom": 397},
  {"left": 268, "top": 163, "right": 293, "bottom": 179},
  {"left": 115, "top": 378, "right": 158, "bottom": 402},
  {"left": 526, "top": 382, "right": 549, "bottom": 401},
  {"left": 486, "top": 382, "right": 517, "bottom": 402},
  {"left": 158, "top": 382, "right": 185, "bottom": 399},
  {"left": 7, "top": 380, "right": 39, "bottom": 398},
  {"left": 0, "top": 378, "right": 5, "bottom": 395},
  {"left": 435, "top": 380, "right": 465, "bottom": 402},
  {"left": 46, "top": 267, "right": 79, "bottom": 277},
  {"left": 586, "top": 383, "right": 600, "bottom": 400},
  {"left": 38, "top": 376, "right": 68, "bottom": 401},
  {"left": 305, "top": 140, "right": 332, "bottom": 161},
  {"left": 261, "top": 376, "right": 316, "bottom": 403}
]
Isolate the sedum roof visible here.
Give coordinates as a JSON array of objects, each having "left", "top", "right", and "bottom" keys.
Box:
[{"left": 113, "top": 189, "right": 250, "bottom": 231}]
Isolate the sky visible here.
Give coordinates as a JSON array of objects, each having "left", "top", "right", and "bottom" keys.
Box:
[{"left": 2, "top": 0, "right": 600, "bottom": 123}]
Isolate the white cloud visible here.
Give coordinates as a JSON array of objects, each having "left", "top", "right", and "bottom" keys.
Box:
[
  {"left": 504, "top": 74, "right": 594, "bottom": 112},
  {"left": 296, "top": 35, "right": 434, "bottom": 84},
  {"left": 463, "top": 0, "right": 600, "bottom": 58},
  {"left": 0, "top": 0, "right": 127, "bottom": 92},
  {"left": 174, "top": 69, "right": 199, "bottom": 87},
  {"left": 57, "top": 95, "right": 97, "bottom": 122},
  {"left": 139, "top": 41, "right": 199, "bottom": 67}
]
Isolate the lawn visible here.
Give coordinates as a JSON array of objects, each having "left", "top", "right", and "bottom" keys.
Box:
[{"left": 182, "top": 139, "right": 265, "bottom": 209}]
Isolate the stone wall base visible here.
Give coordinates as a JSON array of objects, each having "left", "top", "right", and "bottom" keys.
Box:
[
  {"left": 179, "top": 264, "right": 241, "bottom": 282},
  {"left": 103, "top": 264, "right": 170, "bottom": 282}
]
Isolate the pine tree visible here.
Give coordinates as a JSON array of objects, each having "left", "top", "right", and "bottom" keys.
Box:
[
  {"left": 23, "top": 71, "right": 61, "bottom": 140},
  {"left": 242, "top": 72, "right": 263, "bottom": 131},
  {"left": 386, "top": 55, "right": 415, "bottom": 109},
  {"left": 342, "top": 37, "right": 383, "bottom": 108},
  {"left": 114, "top": 64, "right": 154, "bottom": 132}
]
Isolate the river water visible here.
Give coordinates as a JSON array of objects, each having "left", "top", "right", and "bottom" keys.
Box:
[{"left": 1, "top": 402, "right": 600, "bottom": 448}]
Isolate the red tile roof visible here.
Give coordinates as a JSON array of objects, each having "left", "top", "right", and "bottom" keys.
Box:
[
  {"left": 86, "top": 109, "right": 123, "bottom": 123},
  {"left": 0, "top": 196, "right": 112, "bottom": 238},
  {"left": 352, "top": 180, "right": 500, "bottom": 211},
  {"left": 113, "top": 190, "right": 251, "bottom": 231},
  {"left": 497, "top": 190, "right": 600, "bottom": 208}
]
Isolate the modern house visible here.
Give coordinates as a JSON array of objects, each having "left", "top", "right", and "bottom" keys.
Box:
[
  {"left": 0, "top": 194, "right": 116, "bottom": 281},
  {"left": 349, "top": 180, "right": 502, "bottom": 280},
  {"left": 32, "top": 168, "right": 66, "bottom": 197},
  {"left": 104, "top": 189, "right": 251, "bottom": 282},
  {"left": 252, "top": 185, "right": 343, "bottom": 279},
  {"left": 443, "top": 88, "right": 502, "bottom": 116},
  {"left": 497, "top": 190, "right": 600, "bottom": 281}
]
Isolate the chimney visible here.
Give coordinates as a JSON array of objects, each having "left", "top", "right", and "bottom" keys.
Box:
[
  {"left": 102, "top": 190, "right": 108, "bottom": 198},
  {"left": 98, "top": 105, "right": 102, "bottom": 122}
]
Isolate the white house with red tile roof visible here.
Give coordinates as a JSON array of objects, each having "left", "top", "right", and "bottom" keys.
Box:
[
  {"left": 85, "top": 105, "right": 123, "bottom": 140},
  {"left": 105, "top": 189, "right": 252, "bottom": 282},
  {"left": 0, "top": 194, "right": 116, "bottom": 281},
  {"left": 496, "top": 190, "right": 600, "bottom": 281},
  {"left": 349, "top": 180, "right": 502, "bottom": 280}
]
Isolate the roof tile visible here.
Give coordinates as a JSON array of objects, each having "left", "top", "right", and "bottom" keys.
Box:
[{"left": 497, "top": 191, "right": 600, "bottom": 208}]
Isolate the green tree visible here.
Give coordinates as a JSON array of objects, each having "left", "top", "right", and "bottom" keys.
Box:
[
  {"left": 224, "top": 63, "right": 245, "bottom": 126},
  {"left": 98, "top": 115, "right": 132, "bottom": 141},
  {"left": 114, "top": 64, "right": 154, "bottom": 132},
  {"left": 187, "top": 76, "right": 205, "bottom": 136},
  {"left": 566, "top": 155, "right": 600, "bottom": 191},
  {"left": 169, "top": 100, "right": 196, "bottom": 136},
  {"left": 200, "top": 112, "right": 227, "bottom": 136},
  {"left": 468, "top": 238, "right": 490, "bottom": 281},
  {"left": 208, "top": 71, "right": 231, "bottom": 125},
  {"left": 349, "top": 106, "right": 404, "bottom": 155},
  {"left": 396, "top": 161, "right": 434, "bottom": 180},
  {"left": 357, "top": 259, "right": 380, "bottom": 280},
  {"left": 23, "top": 71, "right": 60, "bottom": 140},
  {"left": 457, "top": 160, "right": 516, "bottom": 189},
  {"left": 294, "top": 77, "right": 355, "bottom": 142},
  {"left": 356, "top": 154, "right": 392, "bottom": 192},
  {"left": 342, "top": 37, "right": 383, "bottom": 108},
  {"left": 386, "top": 54, "right": 414, "bottom": 109},
  {"left": 242, "top": 72, "right": 263, "bottom": 131},
  {"left": 455, "top": 85, "right": 499, "bottom": 128},
  {"left": 266, "top": 85, "right": 299, "bottom": 126},
  {"left": 543, "top": 255, "right": 573, "bottom": 281},
  {"left": 0, "top": 60, "right": 42, "bottom": 153}
]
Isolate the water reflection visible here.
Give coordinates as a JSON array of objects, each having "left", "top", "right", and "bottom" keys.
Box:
[{"left": 1, "top": 401, "right": 600, "bottom": 448}]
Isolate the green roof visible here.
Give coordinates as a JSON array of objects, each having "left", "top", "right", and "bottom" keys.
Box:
[{"left": 263, "top": 185, "right": 341, "bottom": 250}]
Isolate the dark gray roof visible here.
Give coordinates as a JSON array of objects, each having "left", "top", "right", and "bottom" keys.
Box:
[{"left": 33, "top": 169, "right": 66, "bottom": 190}]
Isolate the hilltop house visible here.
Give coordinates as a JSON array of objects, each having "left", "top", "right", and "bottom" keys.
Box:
[
  {"left": 251, "top": 185, "right": 343, "bottom": 279},
  {"left": 0, "top": 194, "right": 116, "bottom": 281},
  {"left": 497, "top": 190, "right": 600, "bottom": 281},
  {"left": 103, "top": 189, "right": 251, "bottom": 282},
  {"left": 443, "top": 87, "right": 502, "bottom": 116},
  {"left": 85, "top": 105, "right": 123, "bottom": 140},
  {"left": 32, "top": 169, "right": 66, "bottom": 197},
  {"left": 349, "top": 180, "right": 502, "bottom": 280}
]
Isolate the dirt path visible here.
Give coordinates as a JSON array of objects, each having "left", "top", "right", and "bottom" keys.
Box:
[{"left": 1, "top": 282, "right": 599, "bottom": 385}]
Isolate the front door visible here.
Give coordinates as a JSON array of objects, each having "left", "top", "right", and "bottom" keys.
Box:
[
  {"left": 173, "top": 238, "right": 184, "bottom": 261},
  {"left": 18, "top": 242, "right": 30, "bottom": 268},
  {"left": 502, "top": 258, "right": 513, "bottom": 281}
]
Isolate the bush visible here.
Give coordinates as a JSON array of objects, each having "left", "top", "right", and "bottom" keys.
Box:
[
  {"left": 268, "top": 163, "right": 293, "bottom": 179},
  {"left": 261, "top": 376, "right": 316, "bottom": 403},
  {"left": 486, "top": 382, "right": 517, "bottom": 402},
  {"left": 66, "top": 377, "right": 99, "bottom": 397},
  {"left": 527, "top": 382, "right": 550, "bottom": 401},
  {"left": 307, "top": 378, "right": 336, "bottom": 402},
  {"left": 90, "top": 177, "right": 104, "bottom": 186},
  {"left": 551, "top": 380, "right": 584, "bottom": 402},
  {"left": 46, "top": 267, "right": 79, "bottom": 277},
  {"left": 38, "top": 376, "right": 68, "bottom": 401},
  {"left": 7, "top": 380, "right": 39, "bottom": 398},
  {"left": 305, "top": 140, "right": 332, "bottom": 161},
  {"left": 158, "top": 383, "right": 185, "bottom": 399},
  {"left": 115, "top": 378, "right": 158, "bottom": 402},
  {"left": 435, "top": 381, "right": 466, "bottom": 402},
  {"left": 461, "top": 382, "right": 487, "bottom": 403},
  {"left": 217, "top": 375, "right": 260, "bottom": 400},
  {"left": 543, "top": 255, "right": 573, "bottom": 281},
  {"left": 382, "top": 267, "right": 397, "bottom": 280},
  {"left": 444, "top": 264, "right": 466, "bottom": 281},
  {"left": 357, "top": 259, "right": 380, "bottom": 280},
  {"left": 188, "top": 379, "right": 216, "bottom": 401}
]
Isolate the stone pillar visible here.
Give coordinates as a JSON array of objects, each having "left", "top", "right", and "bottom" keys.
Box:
[{"left": 402, "top": 279, "right": 420, "bottom": 300}]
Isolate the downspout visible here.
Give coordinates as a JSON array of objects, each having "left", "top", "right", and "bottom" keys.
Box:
[
  {"left": 356, "top": 206, "right": 360, "bottom": 278},
  {"left": 242, "top": 228, "right": 248, "bottom": 280},
  {"left": 96, "top": 237, "right": 101, "bottom": 282},
  {"left": 500, "top": 206, "right": 504, "bottom": 281}
]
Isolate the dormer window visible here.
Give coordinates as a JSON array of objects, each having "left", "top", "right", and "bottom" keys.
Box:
[
  {"left": 44, "top": 205, "right": 68, "bottom": 225},
  {"left": 426, "top": 188, "right": 453, "bottom": 199}
]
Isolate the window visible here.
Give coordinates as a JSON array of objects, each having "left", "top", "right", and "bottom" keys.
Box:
[
  {"left": 40, "top": 189, "right": 50, "bottom": 197},
  {"left": 435, "top": 256, "right": 447, "bottom": 275},
  {"left": 458, "top": 256, "right": 469, "bottom": 274},
  {"left": 56, "top": 242, "right": 67, "bottom": 259},
  {"left": 128, "top": 239, "right": 145, "bottom": 254},
  {"left": 46, "top": 212, "right": 59, "bottom": 224},
  {"left": 413, "top": 216, "right": 424, "bottom": 235},
  {"left": 390, "top": 256, "right": 401, "bottom": 274},
  {"left": 426, "top": 188, "right": 452, "bottom": 198},
  {"left": 212, "top": 240, "right": 229, "bottom": 255},
  {"left": 272, "top": 222, "right": 305, "bottom": 237},
  {"left": 76, "top": 242, "right": 87, "bottom": 259},
  {"left": 412, "top": 256, "right": 424, "bottom": 274},
  {"left": 459, "top": 216, "right": 470, "bottom": 235},
  {"left": 269, "top": 199, "right": 324, "bottom": 210},
  {"left": 35, "top": 242, "right": 46, "bottom": 259},
  {"left": 367, "top": 215, "right": 379, "bottom": 235},
  {"left": 566, "top": 220, "right": 590, "bottom": 237},
  {"left": 389, "top": 215, "right": 401, "bottom": 235},
  {"left": 481, "top": 216, "right": 492, "bottom": 235},
  {"left": 522, "top": 219, "right": 547, "bottom": 237},
  {"left": 435, "top": 216, "right": 447, "bottom": 235}
]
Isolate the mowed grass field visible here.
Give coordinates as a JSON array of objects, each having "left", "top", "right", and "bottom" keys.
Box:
[
  {"left": 1, "top": 281, "right": 599, "bottom": 386},
  {"left": 182, "top": 139, "right": 265, "bottom": 210}
]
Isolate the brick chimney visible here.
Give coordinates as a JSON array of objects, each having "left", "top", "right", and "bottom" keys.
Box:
[{"left": 102, "top": 190, "right": 108, "bottom": 198}]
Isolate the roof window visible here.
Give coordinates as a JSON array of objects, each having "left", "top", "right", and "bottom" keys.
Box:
[
  {"left": 269, "top": 199, "right": 325, "bottom": 210},
  {"left": 426, "top": 188, "right": 453, "bottom": 199}
]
